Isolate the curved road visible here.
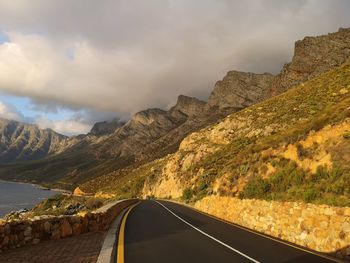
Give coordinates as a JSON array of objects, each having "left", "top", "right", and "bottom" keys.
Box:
[{"left": 118, "top": 200, "right": 337, "bottom": 263}]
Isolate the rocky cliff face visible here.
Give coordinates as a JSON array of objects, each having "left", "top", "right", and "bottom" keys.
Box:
[
  {"left": 89, "top": 119, "right": 125, "bottom": 136},
  {"left": 207, "top": 71, "right": 274, "bottom": 110},
  {"left": 138, "top": 62, "right": 350, "bottom": 204},
  {"left": 94, "top": 95, "right": 207, "bottom": 160},
  {"left": 2, "top": 28, "right": 350, "bottom": 190},
  {"left": 170, "top": 95, "right": 206, "bottom": 117},
  {"left": 270, "top": 27, "right": 350, "bottom": 95},
  {"left": 207, "top": 28, "right": 350, "bottom": 111},
  {"left": 0, "top": 118, "right": 67, "bottom": 162}
]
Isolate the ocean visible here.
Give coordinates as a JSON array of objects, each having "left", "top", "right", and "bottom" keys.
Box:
[{"left": 0, "top": 180, "right": 58, "bottom": 218}]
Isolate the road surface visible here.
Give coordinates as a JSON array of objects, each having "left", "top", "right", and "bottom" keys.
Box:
[{"left": 118, "top": 200, "right": 337, "bottom": 263}]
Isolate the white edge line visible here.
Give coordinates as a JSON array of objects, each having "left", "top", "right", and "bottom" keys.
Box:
[{"left": 155, "top": 200, "right": 260, "bottom": 263}]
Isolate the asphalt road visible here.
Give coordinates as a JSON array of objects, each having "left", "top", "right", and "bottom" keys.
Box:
[{"left": 121, "top": 200, "right": 337, "bottom": 263}]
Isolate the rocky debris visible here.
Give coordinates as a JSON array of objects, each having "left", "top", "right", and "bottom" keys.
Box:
[
  {"left": 89, "top": 118, "right": 125, "bottom": 136},
  {"left": 64, "top": 204, "right": 85, "bottom": 215},
  {"left": 194, "top": 196, "right": 350, "bottom": 259},
  {"left": 4, "top": 209, "right": 29, "bottom": 221},
  {"left": 270, "top": 27, "right": 350, "bottom": 95},
  {"left": 207, "top": 71, "right": 275, "bottom": 111},
  {"left": 73, "top": 187, "right": 88, "bottom": 196}
]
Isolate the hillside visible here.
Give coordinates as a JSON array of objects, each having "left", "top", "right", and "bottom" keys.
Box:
[
  {"left": 0, "top": 73, "right": 276, "bottom": 189},
  {"left": 1, "top": 28, "right": 350, "bottom": 190},
  {"left": 0, "top": 118, "right": 68, "bottom": 162},
  {"left": 80, "top": 62, "right": 350, "bottom": 208}
]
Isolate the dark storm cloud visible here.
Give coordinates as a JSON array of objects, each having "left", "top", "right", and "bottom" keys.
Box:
[{"left": 0, "top": 0, "right": 349, "bottom": 122}]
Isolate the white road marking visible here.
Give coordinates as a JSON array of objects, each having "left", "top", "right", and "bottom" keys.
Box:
[{"left": 155, "top": 200, "right": 261, "bottom": 263}]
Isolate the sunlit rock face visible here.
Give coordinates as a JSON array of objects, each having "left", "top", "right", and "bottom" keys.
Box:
[
  {"left": 270, "top": 27, "right": 350, "bottom": 95},
  {"left": 206, "top": 71, "right": 275, "bottom": 110}
]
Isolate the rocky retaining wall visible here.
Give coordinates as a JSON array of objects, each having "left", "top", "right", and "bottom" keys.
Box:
[
  {"left": 0, "top": 199, "right": 137, "bottom": 252},
  {"left": 194, "top": 196, "right": 350, "bottom": 260}
]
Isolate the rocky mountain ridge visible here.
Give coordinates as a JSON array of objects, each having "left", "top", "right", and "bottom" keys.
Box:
[
  {"left": 206, "top": 71, "right": 274, "bottom": 111},
  {"left": 0, "top": 28, "right": 350, "bottom": 189},
  {"left": 0, "top": 118, "right": 67, "bottom": 163},
  {"left": 80, "top": 60, "right": 350, "bottom": 207},
  {"left": 270, "top": 27, "right": 350, "bottom": 95},
  {"left": 89, "top": 118, "right": 125, "bottom": 136}
]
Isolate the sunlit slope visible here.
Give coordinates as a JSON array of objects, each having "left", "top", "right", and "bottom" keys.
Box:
[{"left": 81, "top": 62, "right": 350, "bottom": 206}]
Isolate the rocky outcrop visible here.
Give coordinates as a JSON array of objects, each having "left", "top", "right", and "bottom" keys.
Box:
[
  {"left": 194, "top": 196, "right": 350, "bottom": 259},
  {"left": 3, "top": 28, "right": 350, "bottom": 190},
  {"left": 271, "top": 27, "right": 350, "bottom": 95},
  {"left": 170, "top": 95, "right": 206, "bottom": 117},
  {"left": 207, "top": 71, "right": 274, "bottom": 110},
  {"left": 89, "top": 118, "right": 125, "bottom": 136},
  {"left": 0, "top": 118, "right": 67, "bottom": 162},
  {"left": 207, "top": 28, "right": 350, "bottom": 110}
]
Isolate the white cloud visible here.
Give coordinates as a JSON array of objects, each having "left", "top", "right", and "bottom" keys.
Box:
[
  {"left": 35, "top": 117, "right": 91, "bottom": 136},
  {"left": 0, "top": 101, "right": 23, "bottom": 121},
  {"left": 0, "top": 0, "right": 349, "bottom": 119}
]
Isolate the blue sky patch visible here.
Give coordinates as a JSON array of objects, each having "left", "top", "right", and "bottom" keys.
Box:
[
  {"left": 0, "top": 32, "right": 9, "bottom": 44},
  {"left": 0, "top": 93, "right": 77, "bottom": 123}
]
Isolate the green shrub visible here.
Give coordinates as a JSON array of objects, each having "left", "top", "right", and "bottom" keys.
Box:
[
  {"left": 312, "top": 165, "right": 329, "bottom": 182},
  {"left": 343, "top": 131, "right": 350, "bottom": 139},
  {"left": 303, "top": 189, "right": 319, "bottom": 202},
  {"left": 182, "top": 188, "right": 194, "bottom": 201},
  {"left": 289, "top": 169, "right": 305, "bottom": 185},
  {"left": 240, "top": 176, "right": 270, "bottom": 199}
]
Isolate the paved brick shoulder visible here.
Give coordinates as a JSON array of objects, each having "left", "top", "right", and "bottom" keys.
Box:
[{"left": 0, "top": 231, "right": 106, "bottom": 263}]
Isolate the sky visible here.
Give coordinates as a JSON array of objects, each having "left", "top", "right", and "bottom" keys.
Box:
[{"left": 0, "top": 0, "right": 349, "bottom": 135}]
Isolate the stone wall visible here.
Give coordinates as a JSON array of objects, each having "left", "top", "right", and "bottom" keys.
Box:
[
  {"left": 194, "top": 196, "right": 350, "bottom": 260},
  {"left": 0, "top": 199, "right": 137, "bottom": 252}
]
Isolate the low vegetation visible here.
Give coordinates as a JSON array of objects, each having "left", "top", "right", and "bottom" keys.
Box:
[
  {"left": 239, "top": 163, "right": 350, "bottom": 206},
  {"left": 177, "top": 62, "right": 350, "bottom": 206},
  {"left": 30, "top": 194, "right": 105, "bottom": 217},
  {"left": 80, "top": 62, "right": 350, "bottom": 208}
]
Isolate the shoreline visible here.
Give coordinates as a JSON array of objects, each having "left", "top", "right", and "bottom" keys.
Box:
[
  {"left": 0, "top": 179, "right": 72, "bottom": 195},
  {"left": 0, "top": 180, "right": 71, "bottom": 219}
]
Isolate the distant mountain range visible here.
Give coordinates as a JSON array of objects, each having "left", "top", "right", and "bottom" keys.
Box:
[
  {"left": 0, "top": 118, "right": 67, "bottom": 162},
  {"left": 0, "top": 27, "right": 349, "bottom": 190}
]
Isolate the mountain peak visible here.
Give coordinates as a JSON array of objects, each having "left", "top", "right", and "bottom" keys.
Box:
[
  {"left": 270, "top": 27, "right": 350, "bottom": 95},
  {"left": 89, "top": 118, "right": 125, "bottom": 136},
  {"left": 170, "top": 95, "right": 206, "bottom": 117},
  {"left": 207, "top": 71, "right": 274, "bottom": 110}
]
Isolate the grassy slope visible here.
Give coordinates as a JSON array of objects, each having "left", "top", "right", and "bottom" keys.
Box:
[
  {"left": 183, "top": 62, "right": 350, "bottom": 206},
  {"left": 82, "top": 62, "right": 350, "bottom": 206},
  {"left": 0, "top": 149, "right": 134, "bottom": 190}
]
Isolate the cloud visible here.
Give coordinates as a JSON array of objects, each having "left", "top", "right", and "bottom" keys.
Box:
[
  {"left": 0, "top": 0, "right": 349, "bottom": 119},
  {"left": 32, "top": 107, "right": 119, "bottom": 135},
  {"left": 0, "top": 101, "right": 23, "bottom": 121},
  {"left": 34, "top": 117, "right": 91, "bottom": 136}
]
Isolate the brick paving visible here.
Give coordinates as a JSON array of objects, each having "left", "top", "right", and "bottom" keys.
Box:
[{"left": 0, "top": 231, "right": 107, "bottom": 263}]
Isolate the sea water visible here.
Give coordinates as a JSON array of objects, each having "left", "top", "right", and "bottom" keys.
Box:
[{"left": 0, "top": 180, "right": 58, "bottom": 218}]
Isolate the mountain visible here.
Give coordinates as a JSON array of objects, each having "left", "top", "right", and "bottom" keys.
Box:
[
  {"left": 80, "top": 61, "right": 350, "bottom": 208},
  {"left": 0, "top": 118, "right": 67, "bottom": 162},
  {"left": 270, "top": 27, "right": 350, "bottom": 95},
  {"left": 206, "top": 71, "right": 274, "bottom": 111},
  {"left": 89, "top": 118, "right": 125, "bottom": 136},
  {"left": 0, "top": 28, "right": 349, "bottom": 191},
  {"left": 0, "top": 95, "right": 210, "bottom": 188}
]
